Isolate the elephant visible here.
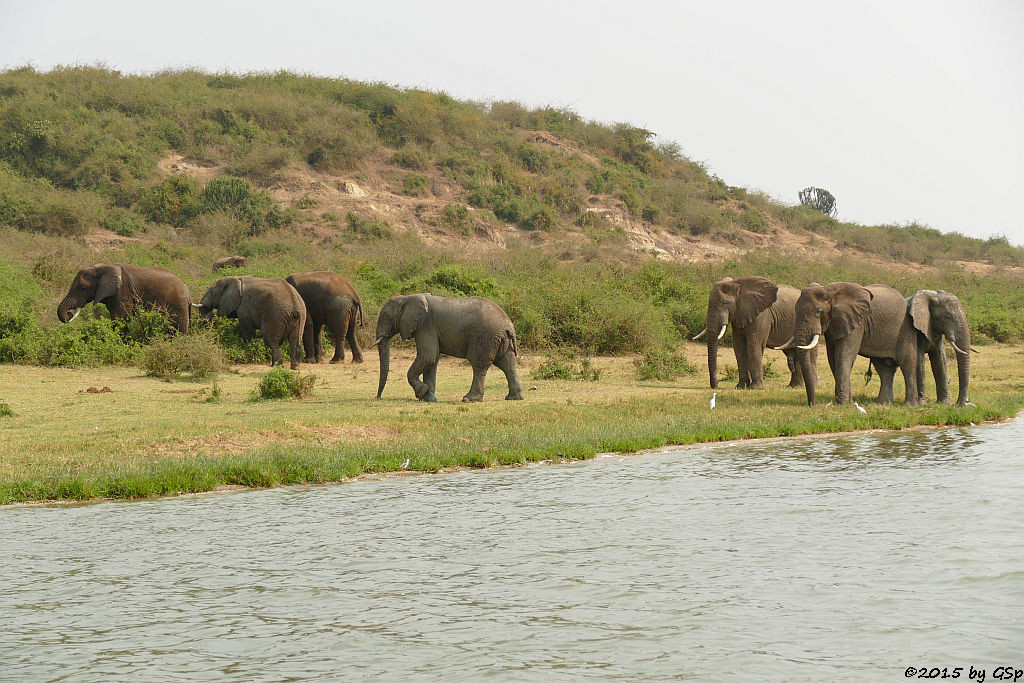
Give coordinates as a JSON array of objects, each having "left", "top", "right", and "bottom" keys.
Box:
[
  {"left": 694, "top": 276, "right": 816, "bottom": 389},
  {"left": 285, "top": 271, "right": 364, "bottom": 364},
  {"left": 373, "top": 294, "right": 524, "bottom": 403},
  {"left": 783, "top": 282, "right": 920, "bottom": 406},
  {"left": 57, "top": 263, "right": 191, "bottom": 333},
  {"left": 907, "top": 289, "right": 973, "bottom": 406},
  {"left": 213, "top": 255, "right": 250, "bottom": 271},
  {"left": 197, "top": 276, "right": 306, "bottom": 369}
]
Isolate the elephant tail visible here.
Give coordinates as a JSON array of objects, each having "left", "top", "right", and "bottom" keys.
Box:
[
  {"left": 357, "top": 299, "right": 364, "bottom": 327},
  {"left": 506, "top": 329, "right": 518, "bottom": 356}
]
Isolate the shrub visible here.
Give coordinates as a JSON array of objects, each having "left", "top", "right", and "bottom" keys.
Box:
[
  {"left": 140, "top": 331, "right": 225, "bottom": 380},
  {"left": 347, "top": 211, "right": 392, "bottom": 240},
  {"left": 193, "top": 314, "right": 270, "bottom": 364},
  {"left": 390, "top": 147, "right": 429, "bottom": 170},
  {"left": 34, "top": 313, "right": 141, "bottom": 367},
  {"left": 762, "top": 358, "right": 779, "bottom": 379},
  {"left": 251, "top": 366, "right": 317, "bottom": 400},
  {"left": 439, "top": 203, "right": 469, "bottom": 232},
  {"left": 102, "top": 207, "right": 147, "bottom": 237},
  {"left": 402, "top": 173, "right": 431, "bottom": 196},
  {"left": 532, "top": 353, "right": 601, "bottom": 382},
  {"left": 140, "top": 175, "right": 202, "bottom": 227},
  {"left": 0, "top": 401, "right": 12, "bottom": 417},
  {"left": 633, "top": 348, "right": 697, "bottom": 381}
]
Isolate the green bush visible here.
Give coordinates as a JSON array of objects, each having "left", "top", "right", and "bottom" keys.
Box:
[
  {"left": 251, "top": 366, "right": 317, "bottom": 400},
  {"left": 140, "top": 176, "right": 202, "bottom": 227},
  {"left": 102, "top": 207, "right": 147, "bottom": 236},
  {"left": 532, "top": 353, "right": 601, "bottom": 382},
  {"left": 439, "top": 203, "right": 470, "bottom": 232},
  {"left": 193, "top": 314, "right": 271, "bottom": 364},
  {"left": 140, "top": 331, "right": 225, "bottom": 380},
  {"left": 347, "top": 211, "right": 392, "bottom": 240},
  {"left": 633, "top": 348, "right": 697, "bottom": 381},
  {"left": 401, "top": 173, "right": 431, "bottom": 196},
  {"left": 0, "top": 401, "right": 12, "bottom": 417}
]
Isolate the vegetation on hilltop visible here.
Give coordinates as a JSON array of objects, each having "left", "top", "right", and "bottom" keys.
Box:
[{"left": 0, "top": 66, "right": 1023, "bottom": 369}]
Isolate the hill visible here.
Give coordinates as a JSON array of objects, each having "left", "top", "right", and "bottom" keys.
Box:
[{"left": 1, "top": 65, "right": 1024, "bottom": 359}]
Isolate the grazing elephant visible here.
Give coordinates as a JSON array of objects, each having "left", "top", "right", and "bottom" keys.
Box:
[
  {"left": 374, "top": 294, "right": 523, "bottom": 403},
  {"left": 908, "top": 289, "right": 973, "bottom": 406},
  {"left": 285, "top": 271, "right": 364, "bottom": 364},
  {"left": 785, "top": 282, "right": 919, "bottom": 406},
  {"left": 694, "top": 276, "right": 816, "bottom": 389},
  {"left": 213, "top": 255, "right": 250, "bottom": 270},
  {"left": 57, "top": 263, "right": 191, "bottom": 333},
  {"left": 197, "top": 276, "right": 306, "bottom": 369}
]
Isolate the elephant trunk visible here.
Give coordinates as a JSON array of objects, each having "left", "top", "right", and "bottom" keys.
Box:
[
  {"left": 56, "top": 295, "right": 77, "bottom": 323},
  {"left": 706, "top": 310, "right": 728, "bottom": 389},
  {"left": 799, "top": 348, "right": 817, "bottom": 406},
  {"left": 377, "top": 337, "right": 390, "bottom": 399},
  {"left": 951, "top": 318, "right": 971, "bottom": 407}
]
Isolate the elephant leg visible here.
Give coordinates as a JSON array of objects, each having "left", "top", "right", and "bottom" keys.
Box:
[
  {"left": 328, "top": 315, "right": 346, "bottom": 364},
  {"left": 916, "top": 345, "right": 928, "bottom": 403},
  {"left": 898, "top": 346, "right": 919, "bottom": 406},
  {"left": 745, "top": 337, "right": 766, "bottom": 390},
  {"left": 873, "top": 359, "right": 897, "bottom": 404},
  {"left": 930, "top": 344, "right": 950, "bottom": 404},
  {"left": 288, "top": 324, "right": 303, "bottom": 370},
  {"left": 733, "top": 333, "right": 749, "bottom": 389},
  {"left": 313, "top": 322, "right": 326, "bottom": 363},
  {"left": 263, "top": 331, "right": 283, "bottom": 367},
  {"left": 786, "top": 349, "right": 804, "bottom": 388},
  {"left": 346, "top": 310, "right": 364, "bottom": 364},
  {"left": 421, "top": 362, "right": 438, "bottom": 402},
  {"left": 832, "top": 342, "right": 859, "bottom": 405},
  {"left": 302, "top": 322, "right": 317, "bottom": 363},
  {"left": 463, "top": 362, "right": 489, "bottom": 403},
  {"left": 407, "top": 337, "right": 439, "bottom": 401},
  {"left": 495, "top": 350, "right": 524, "bottom": 400}
]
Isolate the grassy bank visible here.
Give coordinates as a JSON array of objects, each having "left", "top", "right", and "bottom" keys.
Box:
[{"left": 2, "top": 343, "right": 1021, "bottom": 505}]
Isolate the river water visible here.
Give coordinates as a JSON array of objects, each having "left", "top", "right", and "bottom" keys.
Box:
[{"left": 3, "top": 421, "right": 1023, "bottom": 681}]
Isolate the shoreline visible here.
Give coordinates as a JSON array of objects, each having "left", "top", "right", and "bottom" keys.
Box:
[{"left": 10, "top": 409, "right": 1019, "bottom": 509}]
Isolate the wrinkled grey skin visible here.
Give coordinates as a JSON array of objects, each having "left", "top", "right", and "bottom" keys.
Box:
[
  {"left": 213, "top": 255, "right": 250, "bottom": 271},
  {"left": 57, "top": 263, "right": 190, "bottom": 333},
  {"left": 908, "top": 289, "right": 972, "bottom": 406},
  {"left": 700, "top": 276, "right": 815, "bottom": 389},
  {"left": 286, "top": 271, "right": 364, "bottom": 364},
  {"left": 198, "top": 276, "right": 306, "bottom": 369},
  {"left": 793, "top": 282, "right": 919, "bottom": 406},
  {"left": 375, "top": 294, "right": 523, "bottom": 403}
]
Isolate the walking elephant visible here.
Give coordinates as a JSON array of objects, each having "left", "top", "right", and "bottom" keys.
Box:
[
  {"left": 908, "top": 289, "right": 973, "bottom": 406},
  {"left": 57, "top": 263, "right": 191, "bottom": 333},
  {"left": 374, "top": 294, "right": 523, "bottom": 403},
  {"left": 285, "top": 271, "right": 364, "bottom": 364},
  {"left": 783, "top": 282, "right": 919, "bottom": 406},
  {"left": 197, "top": 276, "right": 306, "bottom": 369},
  {"left": 694, "top": 276, "right": 816, "bottom": 389}
]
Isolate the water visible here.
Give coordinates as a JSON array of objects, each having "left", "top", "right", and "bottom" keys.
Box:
[{"left": 3, "top": 421, "right": 1023, "bottom": 681}]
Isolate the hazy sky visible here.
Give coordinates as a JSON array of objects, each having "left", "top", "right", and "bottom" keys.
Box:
[{"left": 2, "top": 1, "right": 1022, "bottom": 243}]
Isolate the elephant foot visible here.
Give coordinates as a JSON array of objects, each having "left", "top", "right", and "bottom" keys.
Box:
[
  {"left": 304, "top": 357, "right": 317, "bottom": 364},
  {"left": 329, "top": 357, "right": 342, "bottom": 364},
  {"left": 290, "top": 362, "right": 300, "bottom": 370},
  {"left": 351, "top": 356, "right": 364, "bottom": 364},
  {"left": 415, "top": 383, "right": 431, "bottom": 399},
  {"left": 505, "top": 393, "right": 524, "bottom": 401},
  {"left": 420, "top": 392, "right": 437, "bottom": 403},
  {"left": 461, "top": 394, "right": 484, "bottom": 403}
]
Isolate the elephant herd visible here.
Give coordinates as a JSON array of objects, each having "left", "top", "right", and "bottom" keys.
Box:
[
  {"left": 53, "top": 262, "right": 972, "bottom": 408},
  {"left": 695, "top": 276, "right": 973, "bottom": 407},
  {"left": 55, "top": 261, "right": 523, "bottom": 403}
]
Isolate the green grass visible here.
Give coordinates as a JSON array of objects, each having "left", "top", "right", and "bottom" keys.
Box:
[{"left": 1, "top": 345, "right": 1022, "bottom": 504}]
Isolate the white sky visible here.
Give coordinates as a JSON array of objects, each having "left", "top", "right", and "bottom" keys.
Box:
[{"left": 2, "top": 0, "right": 1022, "bottom": 244}]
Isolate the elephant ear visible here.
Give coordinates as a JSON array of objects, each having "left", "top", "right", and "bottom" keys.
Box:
[
  {"left": 734, "top": 276, "right": 779, "bottom": 328},
  {"left": 94, "top": 264, "right": 123, "bottom": 302},
  {"left": 220, "top": 278, "right": 244, "bottom": 316},
  {"left": 399, "top": 295, "right": 429, "bottom": 340},
  {"left": 909, "top": 290, "right": 935, "bottom": 338},
  {"left": 827, "top": 283, "right": 873, "bottom": 338}
]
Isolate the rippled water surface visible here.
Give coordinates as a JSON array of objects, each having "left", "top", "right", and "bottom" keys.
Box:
[{"left": 3, "top": 421, "right": 1024, "bottom": 681}]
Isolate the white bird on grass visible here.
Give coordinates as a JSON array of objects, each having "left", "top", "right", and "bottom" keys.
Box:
[
  {"left": 854, "top": 402, "right": 867, "bottom": 414},
  {"left": 400, "top": 458, "right": 410, "bottom": 470},
  {"left": 710, "top": 392, "right": 717, "bottom": 409}
]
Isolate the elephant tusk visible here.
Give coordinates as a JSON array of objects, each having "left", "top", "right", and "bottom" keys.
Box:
[
  {"left": 371, "top": 336, "right": 387, "bottom": 347},
  {"left": 771, "top": 336, "right": 794, "bottom": 350},
  {"left": 67, "top": 308, "right": 82, "bottom": 323},
  {"left": 191, "top": 303, "right": 203, "bottom": 308},
  {"left": 691, "top": 328, "right": 708, "bottom": 341},
  {"left": 948, "top": 339, "right": 970, "bottom": 355},
  {"left": 717, "top": 325, "right": 727, "bottom": 340},
  {"left": 797, "top": 334, "right": 820, "bottom": 350}
]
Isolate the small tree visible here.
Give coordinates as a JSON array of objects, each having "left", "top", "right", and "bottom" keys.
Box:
[{"left": 799, "top": 187, "right": 837, "bottom": 217}]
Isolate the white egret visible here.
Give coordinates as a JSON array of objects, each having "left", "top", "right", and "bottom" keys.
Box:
[
  {"left": 710, "top": 392, "right": 717, "bottom": 409},
  {"left": 854, "top": 402, "right": 867, "bottom": 414}
]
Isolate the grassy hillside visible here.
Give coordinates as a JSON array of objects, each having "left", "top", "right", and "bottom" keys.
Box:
[{"left": 1, "top": 65, "right": 1023, "bottom": 368}]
